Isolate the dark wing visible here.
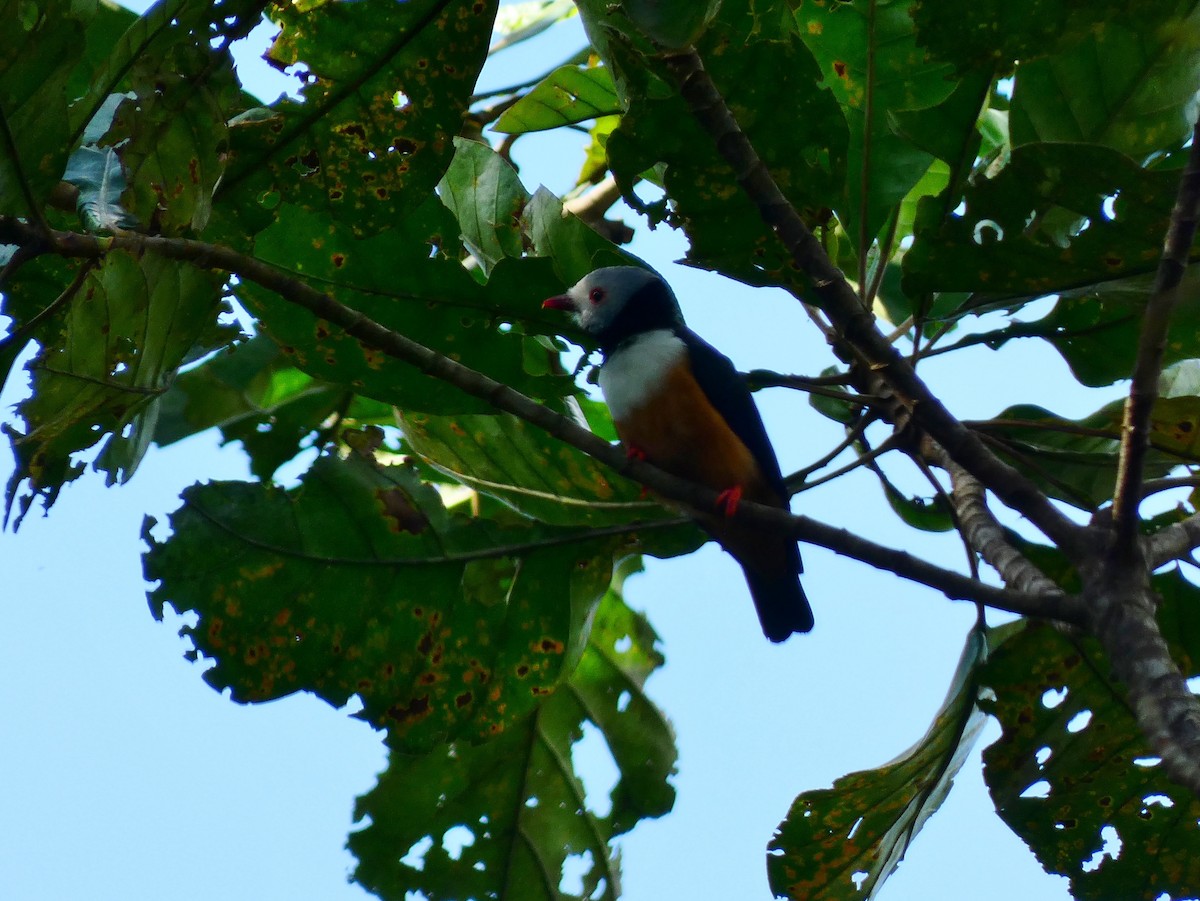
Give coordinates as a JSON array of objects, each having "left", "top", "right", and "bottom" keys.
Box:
[{"left": 680, "top": 330, "right": 787, "bottom": 499}]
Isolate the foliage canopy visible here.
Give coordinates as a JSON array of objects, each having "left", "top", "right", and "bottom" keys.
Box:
[{"left": 7, "top": 0, "right": 1200, "bottom": 898}]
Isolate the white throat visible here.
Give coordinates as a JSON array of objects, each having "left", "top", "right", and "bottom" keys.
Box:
[{"left": 598, "top": 330, "right": 687, "bottom": 420}]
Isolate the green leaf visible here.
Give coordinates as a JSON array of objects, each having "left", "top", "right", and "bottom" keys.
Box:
[
  {"left": 219, "top": 0, "right": 498, "bottom": 238},
  {"left": 145, "top": 451, "right": 627, "bottom": 752},
  {"left": 1010, "top": 5, "right": 1200, "bottom": 157},
  {"left": 903, "top": 143, "right": 1188, "bottom": 302},
  {"left": 154, "top": 335, "right": 395, "bottom": 479},
  {"left": 524, "top": 187, "right": 642, "bottom": 286},
  {"left": 980, "top": 569, "right": 1200, "bottom": 901},
  {"left": 438, "top": 137, "right": 529, "bottom": 273},
  {"left": 602, "top": 0, "right": 847, "bottom": 290},
  {"left": 911, "top": 0, "right": 1170, "bottom": 73},
  {"left": 494, "top": 65, "right": 622, "bottom": 134},
  {"left": 398, "top": 408, "right": 686, "bottom": 530},
  {"left": 236, "top": 200, "right": 575, "bottom": 415},
  {"left": 769, "top": 627, "right": 991, "bottom": 899},
  {"left": 5, "top": 251, "right": 228, "bottom": 524},
  {"left": 349, "top": 562, "right": 676, "bottom": 899},
  {"left": 794, "top": 0, "right": 958, "bottom": 254},
  {"left": 0, "top": 0, "right": 85, "bottom": 215},
  {"left": 977, "top": 370, "right": 1200, "bottom": 509}
]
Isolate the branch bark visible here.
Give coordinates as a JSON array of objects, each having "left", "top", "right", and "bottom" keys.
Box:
[{"left": 0, "top": 215, "right": 1082, "bottom": 624}]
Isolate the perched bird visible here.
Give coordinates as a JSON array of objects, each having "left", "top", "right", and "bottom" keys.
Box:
[{"left": 543, "top": 266, "right": 813, "bottom": 641}]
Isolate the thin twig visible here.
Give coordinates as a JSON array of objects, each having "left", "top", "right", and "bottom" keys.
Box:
[{"left": 1111, "top": 119, "right": 1200, "bottom": 553}]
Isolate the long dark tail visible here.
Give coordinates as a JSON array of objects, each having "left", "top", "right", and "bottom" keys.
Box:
[{"left": 745, "top": 567, "right": 814, "bottom": 642}]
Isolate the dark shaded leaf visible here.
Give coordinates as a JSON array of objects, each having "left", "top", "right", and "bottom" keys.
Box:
[
  {"left": 903, "top": 143, "right": 1189, "bottom": 302},
  {"left": 0, "top": 0, "right": 84, "bottom": 215},
  {"left": 1009, "top": 4, "right": 1200, "bottom": 158},
  {"left": 236, "top": 200, "right": 574, "bottom": 414},
  {"left": 980, "top": 569, "right": 1200, "bottom": 901}
]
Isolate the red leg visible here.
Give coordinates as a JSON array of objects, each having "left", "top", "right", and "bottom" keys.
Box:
[
  {"left": 715, "top": 485, "right": 743, "bottom": 517},
  {"left": 623, "top": 444, "right": 650, "bottom": 498}
]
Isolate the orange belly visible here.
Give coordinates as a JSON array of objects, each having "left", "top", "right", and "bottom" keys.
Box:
[{"left": 612, "top": 358, "right": 788, "bottom": 581}]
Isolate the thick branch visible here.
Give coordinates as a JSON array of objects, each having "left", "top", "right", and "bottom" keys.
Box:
[
  {"left": 657, "top": 47, "right": 1085, "bottom": 558},
  {"left": 1111, "top": 120, "right": 1200, "bottom": 552},
  {"left": 1084, "top": 549, "right": 1200, "bottom": 795},
  {"left": 0, "top": 216, "right": 1081, "bottom": 623},
  {"left": 1146, "top": 511, "right": 1200, "bottom": 569}
]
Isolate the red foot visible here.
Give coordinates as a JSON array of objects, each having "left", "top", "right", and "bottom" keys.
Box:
[
  {"left": 715, "top": 485, "right": 744, "bottom": 517},
  {"left": 624, "top": 445, "right": 649, "bottom": 498}
]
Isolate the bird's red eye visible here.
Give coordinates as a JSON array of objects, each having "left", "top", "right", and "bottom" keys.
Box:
[{"left": 588, "top": 288, "right": 604, "bottom": 304}]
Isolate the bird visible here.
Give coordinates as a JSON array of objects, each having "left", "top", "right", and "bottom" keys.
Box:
[{"left": 542, "top": 266, "right": 813, "bottom": 641}]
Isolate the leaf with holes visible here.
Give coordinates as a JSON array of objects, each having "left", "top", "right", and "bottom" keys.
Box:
[
  {"left": 768, "top": 627, "right": 990, "bottom": 900},
  {"left": 219, "top": 0, "right": 498, "bottom": 238},
  {"left": 980, "top": 568, "right": 1200, "bottom": 901},
  {"left": 494, "top": 65, "right": 622, "bottom": 135},
  {"left": 903, "top": 143, "right": 1191, "bottom": 305},
  {"left": 145, "top": 450, "right": 635, "bottom": 752},
  {"left": 349, "top": 558, "right": 676, "bottom": 900}
]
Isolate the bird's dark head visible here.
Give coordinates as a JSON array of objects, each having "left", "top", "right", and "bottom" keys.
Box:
[{"left": 542, "top": 266, "right": 684, "bottom": 351}]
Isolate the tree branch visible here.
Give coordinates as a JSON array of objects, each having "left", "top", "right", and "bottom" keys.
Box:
[
  {"left": 0, "top": 215, "right": 1082, "bottom": 624},
  {"left": 1146, "top": 511, "right": 1200, "bottom": 569},
  {"left": 655, "top": 47, "right": 1086, "bottom": 559},
  {"left": 1083, "top": 546, "right": 1200, "bottom": 796},
  {"left": 1111, "top": 119, "right": 1200, "bottom": 553},
  {"left": 930, "top": 443, "right": 1067, "bottom": 600}
]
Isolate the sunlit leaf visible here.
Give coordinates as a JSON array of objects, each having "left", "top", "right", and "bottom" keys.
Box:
[
  {"left": 769, "top": 627, "right": 991, "bottom": 900},
  {"left": 494, "top": 64, "right": 621, "bottom": 134}
]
